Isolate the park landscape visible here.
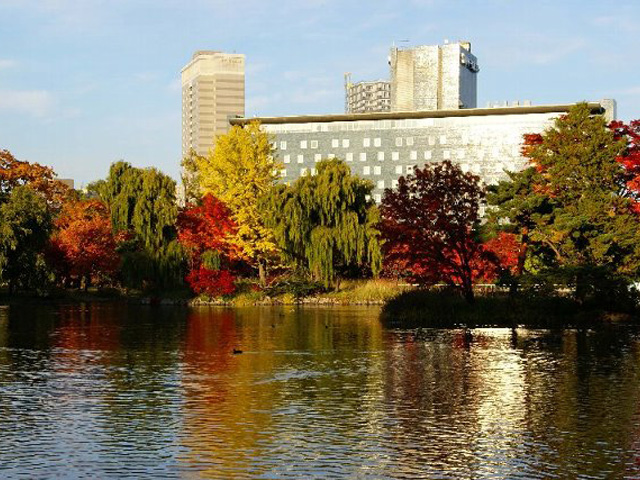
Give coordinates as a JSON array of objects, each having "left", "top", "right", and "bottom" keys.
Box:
[{"left": 1, "top": 104, "right": 639, "bottom": 327}]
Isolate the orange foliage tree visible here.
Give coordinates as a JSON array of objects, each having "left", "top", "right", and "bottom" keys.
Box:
[
  {"left": 49, "top": 199, "right": 121, "bottom": 288},
  {"left": 0, "top": 149, "right": 70, "bottom": 208}
]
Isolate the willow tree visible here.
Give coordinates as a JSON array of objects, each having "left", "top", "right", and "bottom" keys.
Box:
[
  {"left": 97, "top": 161, "right": 184, "bottom": 289},
  {"left": 196, "top": 121, "right": 280, "bottom": 284},
  {"left": 262, "top": 159, "right": 382, "bottom": 288},
  {"left": 0, "top": 186, "right": 52, "bottom": 293}
]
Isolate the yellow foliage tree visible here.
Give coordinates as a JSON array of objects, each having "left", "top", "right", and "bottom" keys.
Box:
[{"left": 196, "top": 121, "right": 281, "bottom": 284}]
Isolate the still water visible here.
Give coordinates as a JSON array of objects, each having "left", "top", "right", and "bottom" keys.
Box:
[{"left": 0, "top": 304, "right": 639, "bottom": 479}]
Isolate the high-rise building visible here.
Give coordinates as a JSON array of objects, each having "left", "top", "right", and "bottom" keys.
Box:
[
  {"left": 345, "top": 77, "right": 391, "bottom": 114},
  {"left": 390, "top": 41, "right": 478, "bottom": 111},
  {"left": 181, "top": 51, "right": 245, "bottom": 157}
]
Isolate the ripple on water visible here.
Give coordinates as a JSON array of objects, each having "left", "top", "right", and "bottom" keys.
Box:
[{"left": 1, "top": 306, "right": 640, "bottom": 479}]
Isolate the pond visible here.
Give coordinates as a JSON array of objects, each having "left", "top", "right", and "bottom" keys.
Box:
[{"left": 0, "top": 303, "right": 639, "bottom": 479}]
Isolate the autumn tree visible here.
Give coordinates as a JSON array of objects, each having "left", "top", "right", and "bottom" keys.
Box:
[
  {"left": 196, "top": 121, "right": 280, "bottom": 285},
  {"left": 262, "top": 159, "right": 382, "bottom": 288},
  {"left": 0, "top": 149, "right": 70, "bottom": 208},
  {"left": 611, "top": 119, "right": 640, "bottom": 213},
  {"left": 488, "top": 103, "right": 640, "bottom": 277},
  {"left": 49, "top": 199, "right": 120, "bottom": 289},
  {"left": 177, "top": 194, "right": 239, "bottom": 296},
  {"left": 0, "top": 186, "right": 53, "bottom": 293},
  {"left": 381, "top": 160, "right": 492, "bottom": 303},
  {"left": 96, "top": 161, "right": 184, "bottom": 289}
]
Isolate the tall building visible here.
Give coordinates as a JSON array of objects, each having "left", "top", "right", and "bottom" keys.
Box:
[
  {"left": 181, "top": 51, "right": 245, "bottom": 157},
  {"left": 390, "top": 41, "right": 478, "bottom": 111},
  {"left": 345, "top": 77, "right": 391, "bottom": 113}
]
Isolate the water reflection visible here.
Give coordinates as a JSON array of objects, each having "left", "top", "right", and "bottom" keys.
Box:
[{"left": 0, "top": 304, "right": 639, "bottom": 478}]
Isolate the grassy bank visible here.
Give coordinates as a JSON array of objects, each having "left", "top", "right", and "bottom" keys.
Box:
[
  {"left": 380, "top": 289, "right": 640, "bottom": 328},
  {"left": 192, "top": 279, "right": 410, "bottom": 307}
]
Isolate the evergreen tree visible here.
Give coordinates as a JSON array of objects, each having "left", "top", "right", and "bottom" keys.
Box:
[
  {"left": 262, "top": 159, "right": 382, "bottom": 288},
  {"left": 488, "top": 103, "right": 640, "bottom": 277},
  {"left": 196, "top": 121, "right": 280, "bottom": 284}
]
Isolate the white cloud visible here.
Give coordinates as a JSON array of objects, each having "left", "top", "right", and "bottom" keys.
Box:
[
  {"left": 0, "top": 59, "right": 16, "bottom": 70},
  {"left": 0, "top": 90, "right": 55, "bottom": 117}
]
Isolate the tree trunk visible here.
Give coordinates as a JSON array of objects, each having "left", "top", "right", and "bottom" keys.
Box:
[
  {"left": 258, "top": 260, "right": 267, "bottom": 287},
  {"left": 516, "top": 227, "right": 529, "bottom": 276}
]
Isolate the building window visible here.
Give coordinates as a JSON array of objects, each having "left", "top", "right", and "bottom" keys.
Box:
[
  {"left": 310, "top": 140, "right": 318, "bottom": 149},
  {"left": 284, "top": 154, "right": 291, "bottom": 164},
  {"left": 374, "top": 193, "right": 382, "bottom": 203},
  {"left": 297, "top": 154, "right": 304, "bottom": 163},
  {"left": 443, "top": 151, "right": 450, "bottom": 160},
  {"left": 395, "top": 165, "right": 403, "bottom": 174},
  {"left": 328, "top": 153, "right": 336, "bottom": 159},
  {"left": 359, "top": 152, "right": 367, "bottom": 161},
  {"left": 314, "top": 154, "right": 322, "bottom": 162},
  {"left": 311, "top": 168, "right": 317, "bottom": 175},
  {"left": 281, "top": 169, "right": 287, "bottom": 177},
  {"left": 346, "top": 152, "right": 354, "bottom": 162},
  {"left": 280, "top": 141, "right": 287, "bottom": 150},
  {"left": 440, "top": 135, "right": 447, "bottom": 145},
  {"left": 406, "top": 137, "right": 414, "bottom": 146},
  {"left": 363, "top": 166, "right": 371, "bottom": 175},
  {"left": 410, "top": 151, "right": 417, "bottom": 160},
  {"left": 392, "top": 179, "right": 399, "bottom": 188},
  {"left": 300, "top": 140, "right": 308, "bottom": 149},
  {"left": 406, "top": 165, "right": 414, "bottom": 174},
  {"left": 457, "top": 149, "right": 465, "bottom": 159},
  {"left": 377, "top": 152, "right": 384, "bottom": 161},
  {"left": 391, "top": 152, "right": 399, "bottom": 161},
  {"left": 429, "top": 136, "right": 436, "bottom": 146},
  {"left": 363, "top": 138, "right": 371, "bottom": 147},
  {"left": 342, "top": 139, "right": 350, "bottom": 148},
  {"left": 395, "top": 137, "right": 403, "bottom": 147},
  {"left": 301, "top": 167, "right": 308, "bottom": 176},
  {"left": 332, "top": 139, "right": 339, "bottom": 148},
  {"left": 374, "top": 138, "right": 381, "bottom": 147},
  {"left": 377, "top": 180, "right": 385, "bottom": 189},
  {"left": 424, "top": 151, "right": 432, "bottom": 160},
  {"left": 374, "top": 166, "right": 381, "bottom": 175}
]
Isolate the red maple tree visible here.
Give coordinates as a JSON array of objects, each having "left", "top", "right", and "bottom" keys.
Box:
[
  {"left": 381, "top": 161, "right": 497, "bottom": 302},
  {"left": 611, "top": 120, "right": 640, "bottom": 214},
  {"left": 176, "top": 194, "right": 239, "bottom": 296},
  {"left": 49, "top": 199, "right": 120, "bottom": 288}
]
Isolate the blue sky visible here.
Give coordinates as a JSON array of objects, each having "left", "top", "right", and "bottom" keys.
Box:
[{"left": 1, "top": 0, "right": 639, "bottom": 186}]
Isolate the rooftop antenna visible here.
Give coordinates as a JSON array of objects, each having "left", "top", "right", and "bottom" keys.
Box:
[{"left": 344, "top": 72, "right": 352, "bottom": 113}]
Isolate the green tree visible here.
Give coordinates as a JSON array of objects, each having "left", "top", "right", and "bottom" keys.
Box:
[
  {"left": 196, "top": 121, "right": 280, "bottom": 284},
  {"left": 97, "top": 161, "right": 184, "bottom": 289},
  {"left": 488, "top": 103, "right": 640, "bottom": 278},
  {"left": 262, "top": 159, "right": 382, "bottom": 288},
  {"left": 0, "top": 186, "right": 53, "bottom": 293}
]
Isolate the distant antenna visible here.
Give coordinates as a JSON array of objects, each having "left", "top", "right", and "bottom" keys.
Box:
[{"left": 344, "top": 72, "right": 352, "bottom": 113}]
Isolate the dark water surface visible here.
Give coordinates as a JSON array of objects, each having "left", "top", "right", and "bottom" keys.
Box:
[{"left": 0, "top": 304, "right": 639, "bottom": 479}]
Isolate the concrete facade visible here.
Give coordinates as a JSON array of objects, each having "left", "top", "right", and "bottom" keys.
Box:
[
  {"left": 390, "top": 41, "right": 478, "bottom": 111},
  {"left": 181, "top": 51, "right": 245, "bottom": 157},
  {"left": 230, "top": 102, "right": 614, "bottom": 204},
  {"left": 346, "top": 80, "right": 391, "bottom": 113}
]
